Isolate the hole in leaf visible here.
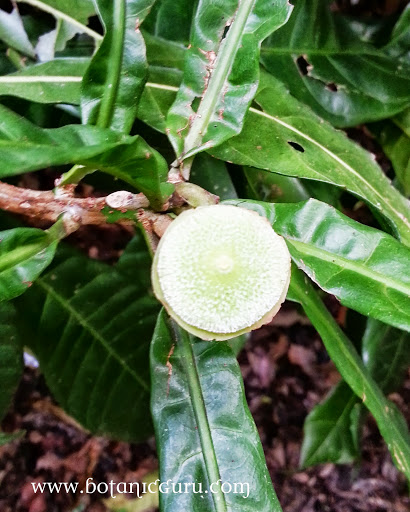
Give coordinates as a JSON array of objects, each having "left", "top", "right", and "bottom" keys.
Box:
[
  {"left": 192, "top": 97, "right": 201, "bottom": 113},
  {"left": 326, "top": 82, "right": 338, "bottom": 92},
  {"left": 221, "top": 23, "right": 230, "bottom": 41},
  {"left": 287, "top": 141, "right": 305, "bottom": 153},
  {"left": 296, "top": 56, "right": 310, "bottom": 76}
]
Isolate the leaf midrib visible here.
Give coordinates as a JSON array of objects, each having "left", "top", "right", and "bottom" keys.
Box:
[
  {"left": 260, "top": 47, "right": 403, "bottom": 59},
  {"left": 248, "top": 106, "right": 410, "bottom": 241},
  {"left": 0, "top": 76, "right": 83, "bottom": 83},
  {"left": 175, "top": 323, "right": 228, "bottom": 512},
  {"left": 0, "top": 239, "right": 50, "bottom": 273},
  {"left": 287, "top": 238, "right": 410, "bottom": 299},
  {"left": 182, "top": 0, "right": 257, "bottom": 158},
  {"left": 304, "top": 393, "right": 359, "bottom": 464}
]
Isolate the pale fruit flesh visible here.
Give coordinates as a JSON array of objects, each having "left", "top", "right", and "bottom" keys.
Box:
[{"left": 152, "top": 204, "right": 291, "bottom": 341}]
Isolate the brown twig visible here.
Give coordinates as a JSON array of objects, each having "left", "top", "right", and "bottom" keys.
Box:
[
  {"left": 0, "top": 181, "right": 184, "bottom": 227},
  {"left": 0, "top": 181, "right": 109, "bottom": 225}
]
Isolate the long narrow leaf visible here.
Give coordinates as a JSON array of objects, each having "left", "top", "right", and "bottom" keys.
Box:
[
  {"left": 151, "top": 310, "right": 282, "bottom": 512},
  {"left": 288, "top": 267, "right": 410, "bottom": 480},
  {"left": 81, "top": 0, "right": 155, "bottom": 133},
  {"left": 167, "top": 0, "right": 292, "bottom": 177},
  {"left": 213, "top": 73, "right": 410, "bottom": 244},
  {"left": 0, "top": 58, "right": 88, "bottom": 104}
]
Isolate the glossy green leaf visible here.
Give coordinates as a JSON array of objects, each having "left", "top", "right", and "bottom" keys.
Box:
[
  {"left": 213, "top": 72, "right": 410, "bottom": 244},
  {"left": 140, "top": 68, "right": 183, "bottom": 132},
  {"left": 301, "top": 381, "right": 362, "bottom": 467},
  {"left": 16, "top": 0, "right": 100, "bottom": 41},
  {"left": 0, "top": 105, "right": 172, "bottom": 208},
  {"left": 230, "top": 199, "right": 410, "bottom": 332},
  {"left": 260, "top": 1, "right": 410, "bottom": 127},
  {"left": 288, "top": 267, "right": 410, "bottom": 480},
  {"left": 137, "top": 67, "right": 410, "bottom": 242},
  {"left": 0, "top": 227, "right": 58, "bottom": 302},
  {"left": 150, "top": 310, "right": 282, "bottom": 512},
  {"left": 144, "top": 0, "right": 195, "bottom": 44},
  {"left": 0, "top": 303, "right": 23, "bottom": 421},
  {"left": 301, "top": 317, "right": 410, "bottom": 467},
  {"left": 244, "top": 167, "right": 342, "bottom": 208},
  {"left": 0, "top": 58, "right": 88, "bottom": 104},
  {"left": 0, "top": 8, "right": 35, "bottom": 58},
  {"left": 362, "top": 319, "right": 410, "bottom": 395},
  {"left": 14, "top": 235, "right": 159, "bottom": 441},
  {"left": 81, "top": 0, "right": 155, "bottom": 133},
  {"left": 371, "top": 121, "right": 410, "bottom": 196},
  {"left": 167, "top": 0, "right": 292, "bottom": 176},
  {"left": 191, "top": 153, "right": 237, "bottom": 200}
]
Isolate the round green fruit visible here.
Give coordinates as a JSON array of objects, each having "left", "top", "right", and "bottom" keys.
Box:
[{"left": 152, "top": 204, "right": 291, "bottom": 341}]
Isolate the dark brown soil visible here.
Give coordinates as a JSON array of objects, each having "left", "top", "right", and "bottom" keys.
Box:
[{"left": 1, "top": 301, "right": 409, "bottom": 512}]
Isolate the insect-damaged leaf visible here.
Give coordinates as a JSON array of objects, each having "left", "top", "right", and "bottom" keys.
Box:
[
  {"left": 213, "top": 73, "right": 410, "bottom": 245},
  {"left": 136, "top": 60, "right": 410, "bottom": 243},
  {"left": 261, "top": 0, "right": 410, "bottom": 127},
  {"left": 166, "top": 0, "right": 292, "bottom": 177}
]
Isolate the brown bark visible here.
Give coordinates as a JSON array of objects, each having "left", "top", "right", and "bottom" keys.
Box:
[
  {"left": 0, "top": 181, "right": 170, "bottom": 226},
  {"left": 0, "top": 181, "right": 108, "bottom": 225}
]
